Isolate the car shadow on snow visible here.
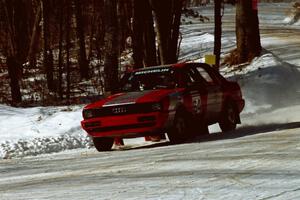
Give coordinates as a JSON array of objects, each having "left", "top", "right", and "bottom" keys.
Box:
[
  {"left": 124, "top": 121, "right": 300, "bottom": 151},
  {"left": 196, "top": 121, "right": 300, "bottom": 143}
]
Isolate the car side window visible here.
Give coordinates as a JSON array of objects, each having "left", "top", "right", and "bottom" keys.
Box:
[
  {"left": 207, "top": 67, "right": 227, "bottom": 84},
  {"left": 185, "top": 67, "right": 208, "bottom": 87},
  {"left": 181, "top": 70, "right": 193, "bottom": 87},
  {"left": 187, "top": 68, "right": 199, "bottom": 83},
  {"left": 196, "top": 67, "right": 214, "bottom": 84},
  {"left": 175, "top": 68, "right": 194, "bottom": 87}
]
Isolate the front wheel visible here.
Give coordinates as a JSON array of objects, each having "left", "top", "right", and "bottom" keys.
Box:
[
  {"left": 189, "top": 118, "right": 209, "bottom": 138},
  {"left": 219, "top": 102, "right": 238, "bottom": 132},
  {"left": 167, "top": 112, "right": 188, "bottom": 144},
  {"left": 93, "top": 137, "right": 114, "bottom": 152}
]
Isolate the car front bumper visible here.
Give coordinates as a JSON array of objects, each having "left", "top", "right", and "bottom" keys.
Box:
[{"left": 81, "top": 112, "right": 170, "bottom": 138}]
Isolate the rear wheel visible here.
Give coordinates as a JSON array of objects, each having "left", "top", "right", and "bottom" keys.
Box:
[
  {"left": 219, "top": 102, "right": 238, "bottom": 132},
  {"left": 199, "top": 122, "right": 209, "bottom": 136},
  {"left": 167, "top": 112, "right": 188, "bottom": 144},
  {"left": 93, "top": 137, "right": 114, "bottom": 152}
]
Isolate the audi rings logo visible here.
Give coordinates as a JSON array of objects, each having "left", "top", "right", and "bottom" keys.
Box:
[{"left": 112, "top": 107, "right": 127, "bottom": 114}]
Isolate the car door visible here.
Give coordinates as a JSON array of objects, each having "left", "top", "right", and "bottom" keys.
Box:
[
  {"left": 195, "top": 65, "right": 223, "bottom": 123},
  {"left": 179, "top": 66, "right": 206, "bottom": 117}
]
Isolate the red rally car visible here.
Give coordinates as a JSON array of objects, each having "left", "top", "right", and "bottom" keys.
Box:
[{"left": 81, "top": 63, "right": 245, "bottom": 151}]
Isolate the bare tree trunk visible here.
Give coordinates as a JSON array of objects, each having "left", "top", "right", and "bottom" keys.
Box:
[
  {"left": 169, "top": 0, "right": 183, "bottom": 63},
  {"left": 214, "top": 0, "right": 222, "bottom": 69},
  {"left": 74, "top": 0, "right": 89, "bottom": 79},
  {"left": 58, "top": 0, "right": 64, "bottom": 100},
  {"left": 94, "top": 0, "right": 105, "bottom": 63},
  {"left": 132, "top": 0, "right": 145, "bottom": 68},
  {"left": 3, "top": 0, "right": 30, "bottom": 105},
  {"left": 7, "top": 56, "right": 22, "bottom": 104},
  {"left": 150, "top": 0, "right": 183, "bottom": 65},
  {"left": 143, "top": 0, "right": 157, "bottom": 67},
  {"left": 117, "top": 1, "right": 130, "bottom": 54},
  {"left": 14, "top": 0, "right": 30, "bottom": 63},
  {"left": 42, "top": 0, "right": 54, "bottom": 91},
  {"left": 103, "top": 0, "right": 119, "bottom": 94},
  {"left": 66, "top": 1, "right": 71, "bottom": 102},
  {"left": 236, "top": 0, "right": 261, "bottom": 63},
  {"left": 132, "top": 0, "right": 157, "bottom": 68},
  {"left": 251, "top": 8, "right": 261, "bottom": 56},
  {"left": 150, "top": 0, "right": 173, "bottom": 65},
  {"left": 27, "top": 5, "right": 41, "bottom": 68},
  {"left": 87, "top": 0, "right": 97, "bottom": 61}
]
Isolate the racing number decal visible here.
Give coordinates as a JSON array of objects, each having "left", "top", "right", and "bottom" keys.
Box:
[
  {"left": 191, "top": 92, "right": 201, "bottom": 114},
  {"left": 193, "top": 97, "right": 201, "bottom": 114}
]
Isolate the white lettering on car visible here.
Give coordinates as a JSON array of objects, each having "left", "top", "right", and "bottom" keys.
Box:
[{"left": 134, "top": 68, "right": 170, "bottom": 75}]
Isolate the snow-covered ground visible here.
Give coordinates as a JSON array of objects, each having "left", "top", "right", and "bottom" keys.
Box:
[
  {"left": 0, "top": 105, "right": 92, "bottom": 159},
  {"left": 0, "top": 3, "right": 300, "bottom": 199},
  {"left": 1, "top": 121, "right": 300, "bottom": 200},
  {"left": 0, "top": 2, "right": 300, "bottom": 159}
]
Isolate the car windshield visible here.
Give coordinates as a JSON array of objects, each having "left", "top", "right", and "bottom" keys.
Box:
[{"left": 120, "top": 67, "right": 177, "bottom": 92}]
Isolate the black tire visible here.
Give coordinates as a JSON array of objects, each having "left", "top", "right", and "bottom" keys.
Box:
[
  {"left": 93, "top": 137, "right": 114, "bottom": 152},
  {"left": 219, "top": 102, "right": 238, "bottom": 132},
  {"left": 199, "top": 122, "right": 209, "bottom": 136},
  {"left": 189, "top": 118, "right": 209, "bottom": 138},
  {"left": 167, "top": 112, "right": 188, "bottom": 144}
]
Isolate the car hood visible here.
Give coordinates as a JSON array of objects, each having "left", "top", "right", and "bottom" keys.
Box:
[{"left": 84, "top": 89, "right": 178, "bottom": 109}]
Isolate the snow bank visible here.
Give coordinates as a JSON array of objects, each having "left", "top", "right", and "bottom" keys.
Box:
[
  {"left": 0, "top": 133, "right": 92, "bottom": 159},
  {"left": 283, "top": 15, "right": 300, "bottom": 25},
  {"left": 283, "top": 2, "right": 300, "bottom": 25},
  {"left": 0, "top": 105, "right": 84, "bottom": 141},
  {"left": 223, "top": 53, "right": 300, "bottom": 115},
  {"left": 179, "top": 29, "right": 235, "bottom": 62},
  {"left": 0, "top": 105, "right": 153, "bottom": 159},
  {"left": 1, "top": 3, "right": 300, "bottom": 159},
  {"left": 242, "top": 105, "right": 300, "bottom": 126},
  {"left": 283, "top": 16, "right": 294, "bottom": 24},
  {"left": 2, "top": 52, "right": 299, "bottom": 159},
  {"left": 179, "top": 27, "right": 300, "bottom": 116},
  {"left": 0, "top": 105, "right": 93, "bottom": 159}
]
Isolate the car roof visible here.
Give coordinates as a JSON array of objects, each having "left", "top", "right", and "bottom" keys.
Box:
[
  {"left": 132, "top": 64, "right": 175, "bottom": 73},
  {"left": 132, "top": 62, "right": 211, "bottom": 73}
]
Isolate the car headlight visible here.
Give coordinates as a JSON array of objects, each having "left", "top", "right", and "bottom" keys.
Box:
[
  {"left": 83, "top": 109, "right": 94, "bottom": 119},
  {"left": 151, "top": 103, "right": 163, "bottom": 112}
]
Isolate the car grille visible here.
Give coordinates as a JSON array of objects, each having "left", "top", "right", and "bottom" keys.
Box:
[
  {"left": 89, "top": 103, "right": 155, "bottom": 118},
  {"left": 89, "top": 122, "right": 156, "bottom": 133},
  {"left": 84, "top": 121, "right": 101, "bottom": 128}
]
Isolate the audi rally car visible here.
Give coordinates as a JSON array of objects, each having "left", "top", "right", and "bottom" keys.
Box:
[{"left": 81, "top": 63, "right": 245, "bottom": 151}]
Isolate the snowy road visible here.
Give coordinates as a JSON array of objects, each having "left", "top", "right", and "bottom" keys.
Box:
[
  {"left": 1, "top": 122, "right": 300, "bottom": 200},
  {"left": 1, "top": 3, "right": 300, "bottom": 200},
  {"left": 183, "top": 3, "right": 300, "bottom": 67}
]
